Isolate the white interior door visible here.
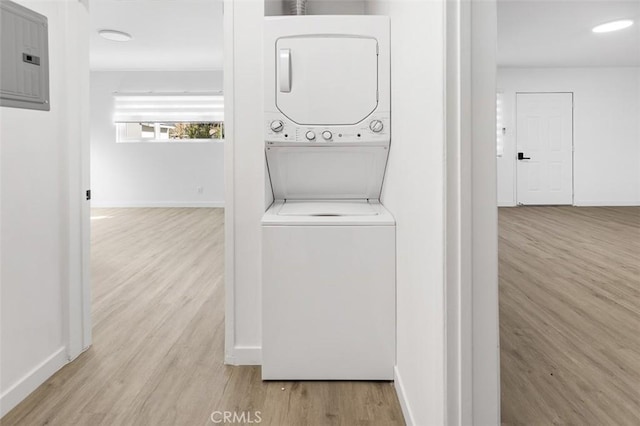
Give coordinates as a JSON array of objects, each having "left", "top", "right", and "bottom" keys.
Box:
[
  {"left": 275, "top": 36, "right": 378, "bottom": 125},
  {"left": 516, "top": 93, "right": 573, "bottom": 205}
]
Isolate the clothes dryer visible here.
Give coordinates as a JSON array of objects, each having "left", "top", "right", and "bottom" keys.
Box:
[{"left": 262, "top": 16, "right": 395, "bottom": 380}]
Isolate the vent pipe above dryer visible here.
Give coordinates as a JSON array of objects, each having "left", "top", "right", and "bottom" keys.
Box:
[{"left": 289, "top": 0, "right": 307, "bottom": 15}]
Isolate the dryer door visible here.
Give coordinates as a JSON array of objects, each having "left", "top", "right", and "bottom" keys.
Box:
[{"left": 275, "top": 36, "right": 378, "bottom": 126}]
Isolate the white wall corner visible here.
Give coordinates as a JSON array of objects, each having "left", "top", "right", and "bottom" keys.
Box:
[
  {"left": 393, "top": 366, "right": 415, "bottom": 426},
  {"left": 0, "top": 347, "right": 67, "bottom": 418}
]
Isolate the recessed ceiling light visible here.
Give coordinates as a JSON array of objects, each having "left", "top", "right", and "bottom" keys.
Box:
[
  {"left": 592, "top": 19, "right": 634, "bottom": 33},
  {"left": 98, "top": 29, "right": 133, "bottom": 42}
]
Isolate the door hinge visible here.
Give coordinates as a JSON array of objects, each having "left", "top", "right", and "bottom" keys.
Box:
[{"left": 86, "top": 190, "right": 91, "bottom": 201}]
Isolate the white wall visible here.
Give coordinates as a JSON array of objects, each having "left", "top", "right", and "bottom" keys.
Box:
[
  {"left": 265, "top": 0, "right": 365, "bottom": 16},
  {"left": 305, "top": 0, "right": 365, "bottom": 15},
  {"left": 497, "top": 67, "right": 640, "bottom": 206},
  {"left": 90, "top": 71, "right": 225, "bottom": 207},
  {"left": 365, "top": 1, "right": 445, "bottom": 424},
  {"left": 1, "top": 0, "right": 89, "bottom": 416}
]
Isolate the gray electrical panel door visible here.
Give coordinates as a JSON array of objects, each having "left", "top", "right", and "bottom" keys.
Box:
[{"left": 0, "top": 0, "right": 50, "bottom": 111}]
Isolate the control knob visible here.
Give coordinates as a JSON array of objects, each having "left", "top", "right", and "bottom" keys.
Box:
[
  {"left": 322, "top": 131, "right": 332, "bottom": 140},
  {"left": 305, "top": 131, "right": 316, "bottom": 141},
  {"left": 270, "top": 120, "right": 284, "bottom": 132},
  {"left": 369, "top": 119, "right": 384, "bottom": 133}
]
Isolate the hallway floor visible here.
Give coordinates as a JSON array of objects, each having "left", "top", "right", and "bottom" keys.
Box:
[
  {"left": 3, "top": 208, "right": 403, "bottom": 426},
  {"left": 499, "top": 206, "right": 640, "bottom": 425}
]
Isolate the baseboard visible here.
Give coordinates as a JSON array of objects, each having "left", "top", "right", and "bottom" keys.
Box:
[
  {"left": 91, "top": 201, "right": 225, "bottom": 208},
  {"left": 0, "top": 347, "right": 67, "bottom": 418},
  {"left": 499, "top": 201, "right": 639, "bottom": 207},
  {"left": 573, "top": 201, "right": 639, "bottom": 207},
  {"left": 224, "top": 346, "right": 262, "bottom": 366},
  {"left": 394, "top": 366, "right": 415, "bottom": 426}
]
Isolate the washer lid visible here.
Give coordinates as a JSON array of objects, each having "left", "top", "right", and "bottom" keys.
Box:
[{"left": 266, "top": 144, "right": 389, "bottom": 200}]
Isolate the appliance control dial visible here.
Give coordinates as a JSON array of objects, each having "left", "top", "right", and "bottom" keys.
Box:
[
  {"left": 369, "top": 120, "right": 384, "bottom": 133},
  {"left": 270, "top": 120, "right": 284, "bottom": 132},
  {"left": 322, "top": 131, "right": 332, "bottom": 140},
  {"left": 305, "top": 131, "right": 316, "bottom": 141}
]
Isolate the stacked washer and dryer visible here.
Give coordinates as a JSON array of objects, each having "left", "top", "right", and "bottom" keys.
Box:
[{"left": 261, "top": 16, "right": 395, "bottom": 380}]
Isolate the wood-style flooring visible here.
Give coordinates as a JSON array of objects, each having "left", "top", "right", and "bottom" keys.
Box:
[
  {"left": 2, "top": 208, "right": 404, "bottom": 426},
  {"left": 499, "top": 206, "right": 640, "bottom": 425}
]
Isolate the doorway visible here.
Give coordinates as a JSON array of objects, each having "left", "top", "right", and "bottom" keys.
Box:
[
  {"left": 496, "top": 0, "right": 640, "bottom": 423},
  {"left": 516, "top": 92, "right": 573, "bottom": 205}
]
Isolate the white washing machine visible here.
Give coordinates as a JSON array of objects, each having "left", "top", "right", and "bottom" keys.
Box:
[{"left": 261, "top": 16, "right": 395, "bottom": 380}]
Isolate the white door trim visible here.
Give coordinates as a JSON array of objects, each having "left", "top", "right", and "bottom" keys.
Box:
[
  {"left": 445, "top": 0, "right": 473, "bottom": 423},
  {"left": 514, "top": 91, "right": 574, "bottom": 206},
  {"left": 446, "top": 0, "right": 500, "bottom": 424},
  {"left": 80, "top": 0, "right": 92, "bottom": 356},
  {"left": 223, "top": 0, "right": 237, "bottom": 364},
  {"left": 66, "top": 0, "right": 91, "bottom": 362}
]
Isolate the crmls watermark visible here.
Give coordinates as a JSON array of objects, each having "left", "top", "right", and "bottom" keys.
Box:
[{"left": 210, "top": 411, "right": 262, "bottom": 424}]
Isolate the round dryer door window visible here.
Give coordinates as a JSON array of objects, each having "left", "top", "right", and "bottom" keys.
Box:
[{"left": 275, "top": 36, "right": 379, "bottom": 126}]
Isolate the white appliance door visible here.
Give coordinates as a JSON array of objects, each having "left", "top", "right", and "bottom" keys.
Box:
[
  {"left": 516, "top": 93, "right": 573, "bottom": 205},
  {"left": 275, "top": 36, "right": 378, "bottom": 125},
  {"left": 262, "top": 224, "right": 395, "bottom": 380},
  {"left": 266, "top": 145, "right": 389, "bottom": 200}
]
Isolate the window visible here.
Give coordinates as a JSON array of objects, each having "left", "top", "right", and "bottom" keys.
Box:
[
  {"left": 116, "top": 122, "right": 225, "bottom": 142},
  {"left": 113, "top": 93, "right": 224, "bottom": 143}
]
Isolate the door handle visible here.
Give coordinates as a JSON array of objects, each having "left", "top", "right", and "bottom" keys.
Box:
[
  {"left": 279, "top": 49, "right": 291, "bottom": 93},
  {"left": 517, "top": 152, "right": 531, "bottom": 160}
]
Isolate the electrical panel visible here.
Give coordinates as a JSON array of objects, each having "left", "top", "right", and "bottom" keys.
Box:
[{"left": 0, "top": 0, "right": 50, "bottom": 111}]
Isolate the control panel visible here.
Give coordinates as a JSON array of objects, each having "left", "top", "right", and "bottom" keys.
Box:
[
  {"left": 0, "top": 0, "right": 50, "bottom": 111},
  {"left": 265, "top": 112, "right": 390, "bottom": 143}
]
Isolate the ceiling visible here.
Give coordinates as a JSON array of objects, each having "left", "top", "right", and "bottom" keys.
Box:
[
  {"left": 90, "top": 0, "right": 638, "bottom": 70},
  {"left": 90, "top": 0, "right": 223, "bottom": 70},
  {"left": 498, "top": 0, "right": 640, "bottom": 67}
]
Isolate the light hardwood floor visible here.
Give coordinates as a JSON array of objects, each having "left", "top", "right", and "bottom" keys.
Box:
[
  {"left": 2, "top": 208, "right": 404, "bottom": 426},
  {"left": 499, "top": 206, "right": 640, "bottom": 425}
]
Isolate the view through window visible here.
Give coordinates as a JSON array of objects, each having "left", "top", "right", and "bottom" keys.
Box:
[{"left": 116, "top": 121, "right": 224, "bottom": 142}]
